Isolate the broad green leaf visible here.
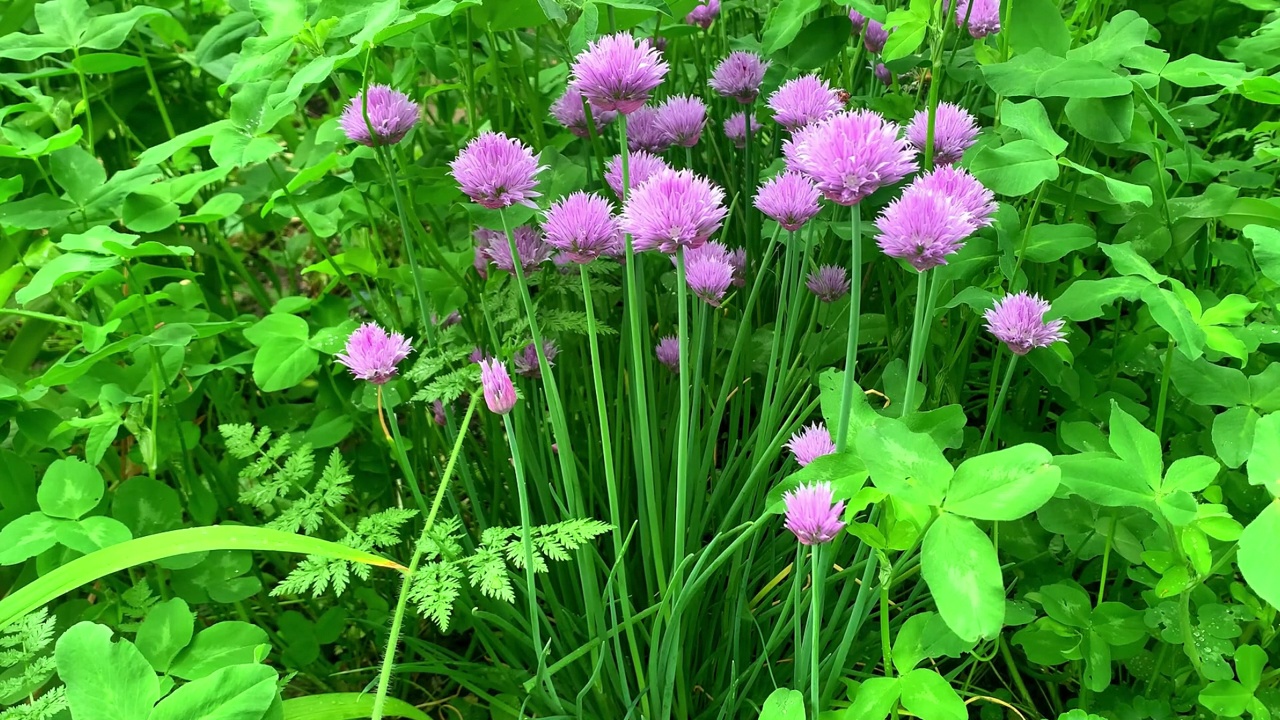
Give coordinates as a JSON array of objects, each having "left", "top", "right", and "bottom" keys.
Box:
[
  {"left": 1247, "top": 413, "right": 1280, "bottom": 496},
  {"left": 1239, "top": 501, "right": 1280, "bottom": 610},
  {"left": 969, "top": 139, "right": 1060, "bottom": 197},
  {"left": 1008, "top": 0, "right": 1069, "bottom": 57},
  {"left": 899, "top": 668, "right": 967, "bottom": 720},
  {"left": 921, "top": 515, "right": 1004, "bottom": 642},
  {"left": 845, "top": 677, "right": 900, "bottom": 720},
  {"left": 152, "top": 663, "right": 278, "bottom": 719},
  {"left": 280, "top": 693, "right": 431, "bottom": 720},
  {"left": 0, "top": 526, "right": 404, "bottom": 630},
  {"left": 1023, "top": 223, "right": 1096, "bottom": 262},
  {"left": 856, "top": 418, "right": 953, "bottom": 507},
  {"left": 1055, "top": 453, "right": 1157, "bottom": 510},
  {"left": 0, "top": 511, "right": 67, "bottom": 565},
  {"left": 1036, "top": 59, "right": 1133, "bottom": 98},
  {"left": 37, "top": 457, "right": 104, "bottom": 519},
  {"left": 1001, "top": 99, "right": 1068, "bottom": 155},
  {"left": 1065, "top": 95, "right": 1134, "bottom": 144},
  {"left": 1142, "top": 285, "right": 1206, "bottom": 360},
  {"left": 1108, "top": 401, "right": 1163, "bottom": 489},
  {"left": 759, "top": 687, "right": 805, "bottom": 720},
  {"left": 1214, "top": 407, "right": 1260, "bottom": 469},
  {"left": 945, "top": 444, "right": 1060, "bottom": 521},
  {"left": 136, "top": 598, "right": 195, "bottom": 674},
  {"left": 55, "top": 622, "right": 159, "bottom": 720}
]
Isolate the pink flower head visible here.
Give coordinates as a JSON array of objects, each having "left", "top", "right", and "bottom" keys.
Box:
[
  {"left": 655, "top": 335, "right": 680, "bottom": 371},
  {"left": 907, "top": 102, "right": 980, "bottom": 165},
  {"left": 864, "top": 20, "right": 889, "bottom": 53},
  {"left": 783, "top": 481, "right": 846, "bottom": 545},
  {"left": 570, "top": 33, "right": 669, "bottom": 115},
  {"left": 478, "top": 358, "right": 517, "bottom": 414},
  {"left": 849, "top": 8, "right": 868, "bottom": 32},
  {"left": 983, "top": 292, "right": 1066, "bottom": 355},
  {"left": 685, "top": 0, "right": 720, "bottom": 29},
  {"left": 709, "top": 51, "right": 771, "bottom": 104},
  {"left": 627, "top": 106, "right": 672, "bottom": 154},
  {"left": 479, "top": 225, "right": 554, "bottom": 273},
  {"left": 621, "top": 169, "right": 728, "bottom": 253},
  {"left": 913, "top": 165, "right": 997, "bottom": 228},
  {"left": 874, "top": 63, "right": 893, "bottom": 87},
  {"left": 336, "top": 322, "right": 413, "bottom": 384},
  {"left": 767, "top": 75, "right": 844, "bottom": 133},
  {"left": 755, "top": 171, "right": 821, "bottom": 232},
  {"left": 550, "top": 86, "right": 618, "bottom": 138},
  {"left": 683, "top": 252, "right": 735, "bottom": 307},
  {"left": 783, "top": 109, "right": 917, "bottom": 206},
  {"left": 807, "top": 265, "right": 851, "bottom": 302},
  {"left": 724, "top": 112, "right": 762, "bottom": 148},
  {"left": 543, "top": 191, "right": 622, "bottom": 263},
  {"left": 786, "top": 422, "right": 837, "bottom": 466},
  {"left": 606, "top": 151, "right": 670, "bottom": 197},
  {"left": 450, "top": 132, "right": 545, "bottom": 210},
  {"left": 954, "top": 0, "right": 1001, "bottom": 38},
  {"left": 513, "top": 340, "right": 559, "bottom": 378},
  {"left": 656, "top": 95, "right": 708, "bottom": 148},
  {"left": 874, "top": 188, "right": 973, "bottom": 272},
  {"left": 339, "top": 84, "right": 420, "bottom": 147}
]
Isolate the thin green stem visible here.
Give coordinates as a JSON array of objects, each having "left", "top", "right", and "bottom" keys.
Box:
[{"left": 835, "top": 204, "right": 863, "bottom": 451}]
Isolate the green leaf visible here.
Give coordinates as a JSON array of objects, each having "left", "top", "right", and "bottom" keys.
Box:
[
  {"left": 1064, "top": 95, "right": 1134, "bottom": 144},
  {"left": 969, "top": 139, "right": 1060, "bottom": 197},
  {"left": 1055, "top": 453, "right": 1157, "bottom": 510},
  {"left": 1036, "top": 59, "right": 1133, "bottom": 98},
  {"left": 280, "top": 693, "right": 431, "bottom": 720},
  {"left": 135, "top": 598, "right": 194, "bottom": 674},
  {"left": 760, "top": 0, "right": 821, "bottom": 54},
  {"left": 0, "top": 526, "right": 404, "bottom": 630},
  {"left": 1008, "top": 0, "right": 1069, "bottom": 57},
  {"left": 1247, "top": 413, "right": 1280, "bottom": 496},
  {"left": 0, "top": 511, "right": 67, "bottom": 565},
  {"left": 758, "top": 687, "right": 805, "bottom": 720},
  {"left": 921, "top": 515, "right": 1004, "bottom": 642},
  {"left": 1213, "top": 407, "right": 1259, "bottom": 469},
  {"left": 899, "top": 668, "right": 967, "bottom": 720},
  {"left": 54, "top": 621, "right": 159, "bottom": 720},
  {"left": 1108, "top": 401, "right": 1163, "bottom": 489},
  {"left": 856, "top": 418, "right": 953, "bottom": 506},
  {"left": 945, "top": 444, "right": 1060, "bottom": 521},
  {"left": 845, "top": 677, "right": 901, "bottom": 720},
  {"left": 37, "top": 457, "right": 104, "bottom": 519},
  {"left": 1141, "top": 285, "right": 1206, "bottom": 360},
  {"left": 1239, "top": 501, "right": 1280, "bottom": 610},
  {"left": 152, "top": 663, "right": 278, "bottom": 720},
  {"left": 1001, "top": 99, "right": 1068, "bottom": 154},
  {"left": 1023, "top": 223, "right": 1096, "bottom": 262}
]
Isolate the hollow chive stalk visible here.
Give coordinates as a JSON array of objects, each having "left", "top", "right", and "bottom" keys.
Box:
[{"left": 835, "top": 204, "right": 863, "bottom": 452}]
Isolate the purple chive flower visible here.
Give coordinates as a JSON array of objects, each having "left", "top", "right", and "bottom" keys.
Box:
[
  {"left": 913, "top": 165, "right": 998, "bottom": 228},
  {"left": 450, "top": 132, "right": 545, "bottom": 210},
  {"left": 656, "top": 95, "right": 708, "bottom": 148},
  {"left": 336, "top": 323, "right": 413, "bottom": 385},
  {"left": 339, "top": 85, "right": 420, "bottom": 147},
  {"left": 655, "top": 335, "right": 680, "bottom": 371},
  {"left": 874, "top": 63, "right": 893, "bottom": 87},
  {"left": 767, "top": 74, "right": 844, "bottom": 133},
  {"left": 984, "top": 292, "right": 1066, "bottom": 355},
  {"left": 783, "top": 109, "right": 917, "bottom": 206},
  {"left": 755, "top": 171, "right": 821, "bottom": 232},
  {"left": 906, "top": 102, "right": 980, "bottom": 165},
  {"left": 849, "top": 9, "right": 868, "bottom": 32},
  {"left": 513, "top": 340, "right": 559, "bottom": 378},
  {"left": 550, "top": 86, "right": 618, "bottom": 138},
  {"left": 954, "top": 0, "right": 1001, "bottom": 38},
  {"left": 724, "top": 112, "right": 762, "bottom": 148},
  {"left": 478, "top": 358, "right": 517, "bottom": 415},
  {"left": 685, "top": 0, "right": 720, "bottom": 29},
  {"left": 864, "top": 20, "right": 889, "bottom": 53},
  {"left": 543, "top": 191, "right": 622, "bottom": 263},
  {"left": 627, "top": 106, "right": 672, "bottom": 153},
  {"left": 570, "top": 33, "right": 669, "bottom": 115},
  {"left": 807, "top": 265, "right": 851, "bottom": 302},
  {"left": 621, "top": 169, "right": 728, "bottom": 253},
  {"left": 728, "top": 247, "right": 746, "bottom": 287},
  {"left": 786, "top": 422, "right": 838, "bottom": 467},
  {"left": 684, "top": 253, "right": 735, "bottom": 306},
  {"left": 606, "top": 151, "right": 670, "bottom": 197},
  {"left": 709, "top": 51, "right": 771, "bottom": 104},
  {"left": 479, "top": 225, "right": 554, "bottom": 273},
  {"left": 432, "top": 401, "right": 448, "bottom": 426},
  {"left": 783, "top": 481, "right": 846, "bottom": 545},
  {"left": 875, "top": 189, "right": 973, "bottom": 272}
]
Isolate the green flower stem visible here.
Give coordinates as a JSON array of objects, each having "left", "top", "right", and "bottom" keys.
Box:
[
  {"left": 978, "top": 352, "right": 1019, "bottom": 454},
  {"left": 835, "top": 204, "right": 863, "bottom": 451},
  {"left": 674, "top": 248, "right": 692, "bottom": 574},
  {"left": 809, "top": 544, "right": 825, "bottom": 719},
  {"left": 370, "top": 394, "right": 478, "bottom": 720}
]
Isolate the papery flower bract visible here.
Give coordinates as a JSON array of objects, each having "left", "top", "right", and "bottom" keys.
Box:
[
  {"left": 783, "top": 109, "right": 916, "bottom": 206},
  {"left": 685, "top": 0, "right": 720, "bottom": 29},
  {"left": 621, "top": 169, "right": 728, "bottom": 253},
  {"left": 874, "top": 63, "right": 893, "bottom": 87},
  {"left": 336, "top": 323, "right": 413, "bottom": 385},
  {"left": 655, "top": 335, "right": 680, "bottom": 371},
  {"left": 570, "top": 33, "right": 669, "bottom": 115},
  {"left": 550, "top": 87, "right": 618, "bottom": 138},
  {"left": 806, "top": 265, "right": 851, "bottom": 302},
  {"left": 339, "top": 84, "right": 420, "bottom": 147},
  {"left": 709, "top": 51, "right": 771, "bottom": 104},
  {"left": 767, "top": 74, "right": 844, "bottom": 133},
  {"left": 656, "top": 95, "right": 708, "bottom": 148},
  {"left": 683, "top": 254, "right": 735, "bottom": 306},
  {"left": 783, "top": 481, "right": 846, "bottom": 545},
  {"left": 450, "top": 132, "right": 545, "bottom": 210},
  {"left": 983, "top": 292, "right": 1066, "bottom": 355},
  {"left": 912, "top": 165, "right": 998, "bottom": 228},
  {"left": 864, "top": 20, "right": 889, "bottom": 53},
  {"left": 478, "top": 358, "right": 517, "bottom": 414},
  {"left": 849, "top": 8, "right": 868, "bottom": 32},
  {"left": 953, "top": 0, "right": 1001, "bottom": 38},
  {"left": 606, "top": 150, "right": 670, "bottom": 197},
  {"left": 543, "top": 191, "right": 622, "bottom": 263},
  {"left": 479, "top": 225, "right": 554, "bottom": 273},
  {"left": 513, "top": 340, "right": 559, "bottom": 378},
  {"left": 906, "top": 102, "right": 980, "bottom": 165},
  {"left": 627, "top": 106, "right": 671, "bottom": 153},
  {"left": 875, "top": 190, "right": 973, "bottom": 271},
  {"left": 786, "top": 422, "right": 837, "bottom": 467},
  {"left": 755, "top": 171, "right": 821, "bottom": 231},
  {"left": 724, "top": 112, "right": 762, "bottom": 148}
]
